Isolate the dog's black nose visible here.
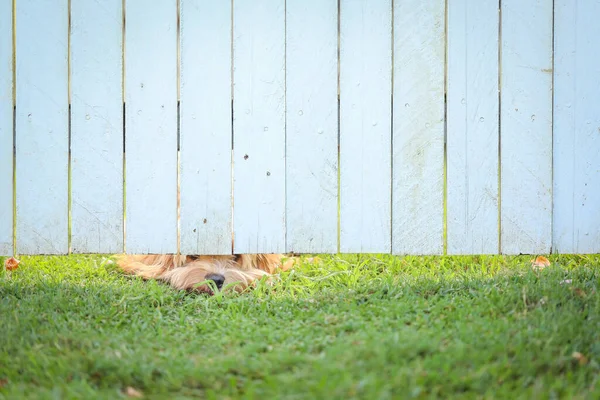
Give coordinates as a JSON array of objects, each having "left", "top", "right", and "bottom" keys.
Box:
[{"left": 206, "top": 273, "right": 225, "bottom": 290}]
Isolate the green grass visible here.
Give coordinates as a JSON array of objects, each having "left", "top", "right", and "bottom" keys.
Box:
[{"left": 0, "top": 254, "right": 599, "bottom": 399}]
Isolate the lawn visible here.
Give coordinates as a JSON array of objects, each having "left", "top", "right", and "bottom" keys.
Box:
[{"left": 0, "top": 254, "right": 599, "bottom": 399}]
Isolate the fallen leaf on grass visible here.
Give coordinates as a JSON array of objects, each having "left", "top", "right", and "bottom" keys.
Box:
[
  {"left": 571, "top": 287, "right": 587, "bottom": 298},
  {"left": 4, "top": 257, "right": 19, "bottom": 271},
  {"left": 531, "top": 255, "right": 550, "bottom": 271},
  {"left": 0, "top": 378, "right": 7, "bottom": 388},
  {"left": 572, "top": 352, "right": 589, "bottom": 365},
  {"left": 124, "top": 387, "right": 143, "bottom": 398}
]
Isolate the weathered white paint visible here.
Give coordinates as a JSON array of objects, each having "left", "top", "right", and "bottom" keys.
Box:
[
  {"left": 392, "top": 0, "right": 445, "bottom": 255},
  {"left": 233, "top": 0, "right": 286, "bottom": 254},
  {"left": 0, "top": 0, "right": 12, "bottom": 255},
  {"left": 7, "top": 1, "right": 600, "bottom": 257},
  {"left": 15, "top": 1, "right": 69, "bottom": 254},
  {"left": 71, "top": 0, "right": 123, "bottom": 254},
  {"left": 500, "top": 0, "right": 552, "bottom": 254},
  {"left": 553, "top": 0, "right": 600, "bottom": 254},
  {"left": 339, "top": 0, "right": 392, "bottom": 253},
  {"left": 125, "top": 0, "right": 178, "bottom": 254},
  {"left": 180, "top": 0, "right": 232, "bottom": 255},
  {"left": 447, "top": 0, "right": 499, "bottom": 254},
  {"left": 286, "top": 0, "right": 338, "bottom": 253}
]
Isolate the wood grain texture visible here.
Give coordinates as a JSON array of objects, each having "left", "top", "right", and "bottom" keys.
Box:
[
  {"left": 0, "top": 0, "right": 12, "bottom": 255},
  {"left": 125, "top": 0, "right": 178, "bottom": 254},
  {"left": 447, "top": 0, "right": 499, "bottom": 254},
  {"left": 180, "top": 0, "right": 232, "bottom": 255},
  {"left": 286, "top": 0, "right": 338, "bottom": 253},
  {"left": 71, "top": 0, "right": 123, "bottom": 254},
  {"left": 553, "top": 0, "right": 600, "bottom": 254},
  {"left": 233, "top": 0, "right": 286, "bottom": 254},
  {"left": 15, "top": 1, "right": 69, "bottom": 254},
  {"left": 500, "top": 0, "right": 552, "bottom": 254},
  {"left": 392, "top": 0, "right": 445, "bottom": 255},
  {"left": 339, "top": 0, "right": 392, "bottom": 253}
]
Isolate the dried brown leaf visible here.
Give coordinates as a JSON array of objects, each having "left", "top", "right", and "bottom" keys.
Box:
[
  {"left": 124, "top": 387, "right": 143, "bottom": 398},
  {"left": 4, "top": 257, "right": 19, "bottom": 271},
  {"left": 572, "top": 351, "right": 589, "bottom": 365},
  {"left": 531, "top": 255, "right": 550, "bottom": 270}
]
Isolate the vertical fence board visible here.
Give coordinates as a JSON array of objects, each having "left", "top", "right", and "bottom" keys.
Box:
[
  {"left": 16, "top": 1, "right": 69, "bottom": 254},
  {"left": 340, "top": 0, "right": 392, "bottom": 253},
  {"left": 233, "top": 0, "right": 286, "bottom": 254},
  {"left": 0, "top": 0, "right": 12, "bottom": 255},
  {"left": 71, "top": 0, "right": 123, "bottom": 254},
  {"left": 553, "top": 0, "right": 600, "bottom": 254},
  {"left": 447, "top": 0, "right": 499, "bottom": 254},
  {"left": 500, "top": 0, "right": 552, "bottom": 254},
  {"left": 286, "top": 0, "right": 338, "bottom": 253},
  {"left": 393, "top": 0, "right": 445, "bottom": 255},
  {"left": 125, "top": 0, "right": 177, "bottom": 254},
  {"left": 180, "top": 0, "right": 232, "bottom": 255}
]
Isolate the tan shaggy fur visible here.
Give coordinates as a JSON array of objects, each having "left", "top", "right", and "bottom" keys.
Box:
[{"left": 115, "top": 253, "right": 294, "bottom": 294}]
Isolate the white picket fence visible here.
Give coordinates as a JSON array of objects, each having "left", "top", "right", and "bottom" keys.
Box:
[{"left": 0, "top": 0, "right": 599, "bottom": 256}]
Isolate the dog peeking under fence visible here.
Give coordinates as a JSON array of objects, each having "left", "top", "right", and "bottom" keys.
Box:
[
  {"left": 115, "top": 253, "right": 295, "bottom": 295},
  {"left": 114, "top": 172, "right": 298, "bottom": 294}
]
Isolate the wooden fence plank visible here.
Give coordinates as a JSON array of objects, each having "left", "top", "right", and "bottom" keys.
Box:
[
  {"left": 233, "top": 0, "right": 286, "bottom": 254},
  {"left": 286, "top": 0, "right": 338, "bottom": 253},
  {"left": 125, "top": 0, "right": 178, "bottom": 254},
  {"left": 392, "top": 0, "right": 445, "bottom": 255},
  {"left": 71, "top": 0, "right": 123, "bottom": 254},
  {"left": 180, "top": 0, "right": 232, "bottom": 255},
  {"left": 0, "top": 0, "right": 12, "bottom": 255},
  {"left": 447, "top": 0, "right": 499, "bottom": 254},
  {"left": 15, "top": 1, "right": 69, "bottom": 254},
  {"left": 340, "top": 0, "right": 392, "bottom": 253},
  {"left": 500, "top": 0, "right": 552, "bottom": 254},
  {"left": 553, "top": 0, "right": 600, "bottom": 254}
]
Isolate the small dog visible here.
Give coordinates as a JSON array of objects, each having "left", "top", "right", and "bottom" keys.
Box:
[{"left": 115, "top": 253, "right": 294, "bottom": 295}]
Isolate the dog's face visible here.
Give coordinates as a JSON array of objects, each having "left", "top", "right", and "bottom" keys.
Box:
[
  {"left": 164, "top": 256, "right": 271, "bottom": 295},
  {"left": 116, "top": 253, "right": 291, "bottom": 295}
]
